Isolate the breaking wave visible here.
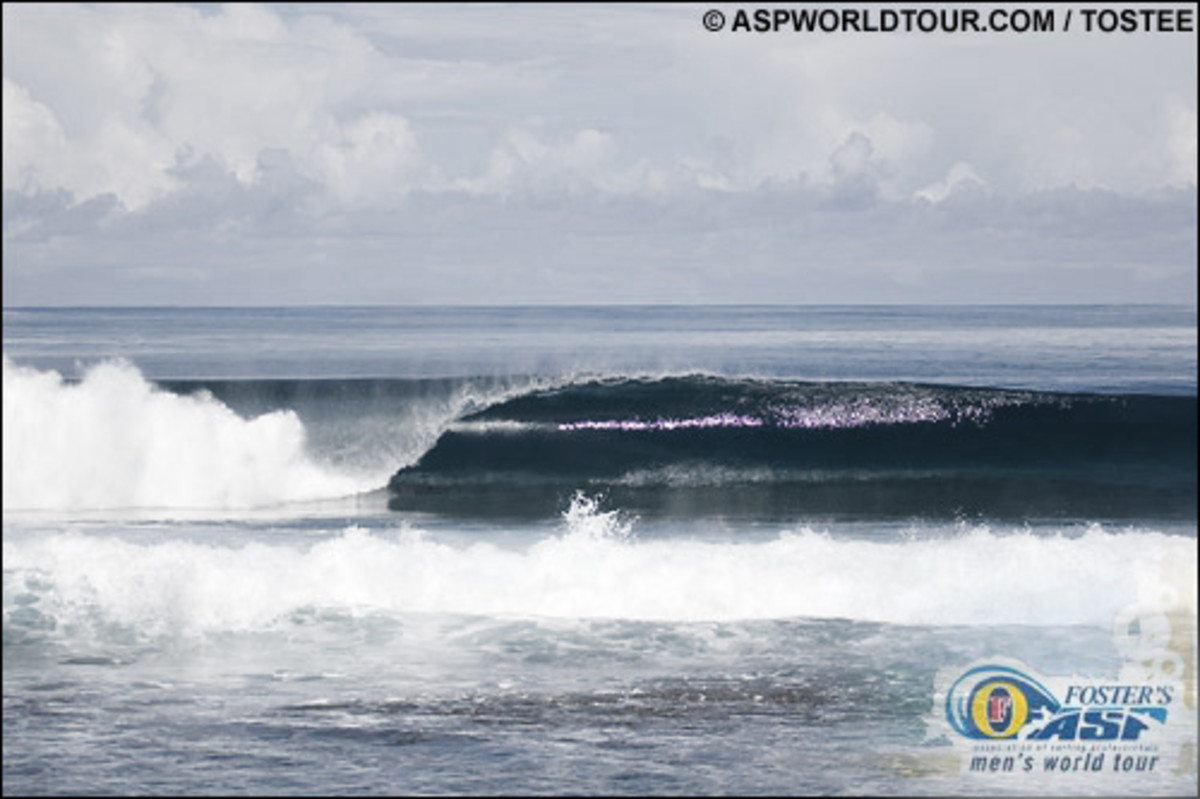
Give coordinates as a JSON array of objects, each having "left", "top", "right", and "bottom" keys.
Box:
[
  {"left": 4, "top": 496, "right": 1195, "bottom": 640},
  {"left": 5, "top": 360, "right": 1195, "bottom": 520},
  {"left": 388, "top": 376, "right": 1197, "bottom": 520}
]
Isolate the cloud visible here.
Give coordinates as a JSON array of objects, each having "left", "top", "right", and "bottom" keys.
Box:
[
  {"left": 1164, "top": 93, "right": 1198, "bottom": 189},
  {"left": 5, "top": 3, "right": 1196, "bottom": 205},
  {"left": 2, "top": 78, "right": 68, "bottom": 195},
  {"left": 313, "top": 112, "right": 431, "bottom": 204},
  {"left": 915, "top": 162, "right": 987, "bottom": 204},
  {"left": 5, "top": 177, "right": 1193, "bottom": 306},
  {"left": 2, "top": 3, "right": 1196, "bottom": 306},
  {"left": 3, "top": 3, "right": 417, "bottom": 208}
]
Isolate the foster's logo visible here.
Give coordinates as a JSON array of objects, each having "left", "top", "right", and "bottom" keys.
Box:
[{"left": 944, "top": 663, "right": 1171, "bottom": 742}]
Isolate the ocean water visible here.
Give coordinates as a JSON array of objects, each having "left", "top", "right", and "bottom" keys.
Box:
[{"left": 2, "top": 305, "right": 1196, "bottom": 796}]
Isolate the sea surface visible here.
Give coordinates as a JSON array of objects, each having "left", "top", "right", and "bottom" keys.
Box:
[{"left": 3, "top": 305, "right": 1197, "bottom": 796}]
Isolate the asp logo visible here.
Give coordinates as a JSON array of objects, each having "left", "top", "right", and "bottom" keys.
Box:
[
  {"left": 944, "top": 663, "right": 1171, "bottom": 742},
  {"left": 946, "top": 664, "right": 1059, "bottom": 739}
]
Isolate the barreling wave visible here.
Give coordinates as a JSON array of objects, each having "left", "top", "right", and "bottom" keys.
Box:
[
  {"left": 388, "top": 375, "right": 1198, "bottom": 520},
  {"left": 5, "top": 358, "right": 1195, "bottom": 520},
  {"left": 1, "top": 356, "right": 560, "bottom": 513}
]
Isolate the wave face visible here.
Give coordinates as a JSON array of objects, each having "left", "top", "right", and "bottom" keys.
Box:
[{"left": 388, "top": 376, "right": 1198, "bottom": 520}]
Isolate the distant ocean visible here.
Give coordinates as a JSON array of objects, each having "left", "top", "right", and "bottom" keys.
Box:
[{"left": 3, "top": 305, "right": 1196, "bottom": 796}]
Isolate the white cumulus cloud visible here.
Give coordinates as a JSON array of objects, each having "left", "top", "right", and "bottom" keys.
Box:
[{"left": 2, "top": 3, "right": 1195, "bottom": 306}]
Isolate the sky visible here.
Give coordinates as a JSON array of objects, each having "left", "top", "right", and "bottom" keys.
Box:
[{"left": 2, "top": 2, "right": 1196, "bottom": 306}]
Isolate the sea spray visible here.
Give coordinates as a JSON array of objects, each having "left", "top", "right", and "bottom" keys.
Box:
[{"left": 3, "top": 357, "right": 377, "bottom": 510}]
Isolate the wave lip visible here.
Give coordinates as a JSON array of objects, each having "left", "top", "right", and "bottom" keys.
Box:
[{"left": 388, "top": 376, "right": 1198, "bottom": 520}]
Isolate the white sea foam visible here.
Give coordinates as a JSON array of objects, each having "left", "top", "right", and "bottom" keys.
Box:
[
  {"left": 2, "top": 356, "right": 378, "bottom": 511},
  {"left": 4, "top": 502, "right": 1194, "bottom": 641}
]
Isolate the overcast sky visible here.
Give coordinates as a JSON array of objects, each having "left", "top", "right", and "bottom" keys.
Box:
[{"left": 3, "top": 2, "right": 1196, "bottom": 305}]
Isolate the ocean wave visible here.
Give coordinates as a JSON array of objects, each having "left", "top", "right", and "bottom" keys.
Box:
[
  {"left": 3, "top": 500, "right": 1195, "bottom": 640},
  {"left": 388, "top": 375, "right": 1197, "bottom": 520},
  {"left": 5, "top": 358, "right": 1195, "bottom": 519},
  {"left": 2, "top": 357, "right": 379, "bottom": 511}
]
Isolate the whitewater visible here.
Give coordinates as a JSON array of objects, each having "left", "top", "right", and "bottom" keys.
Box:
[{"left": 3, "top": 305, "right": 1196, "bottom": 796}]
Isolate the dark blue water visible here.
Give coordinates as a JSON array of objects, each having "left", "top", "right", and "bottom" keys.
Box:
[
  {"left": 3, "top": 305, "right": 1196, "bottom": 795},
  {"left": 386, "top": 376, "right": 1196, "bottom": 520}
]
